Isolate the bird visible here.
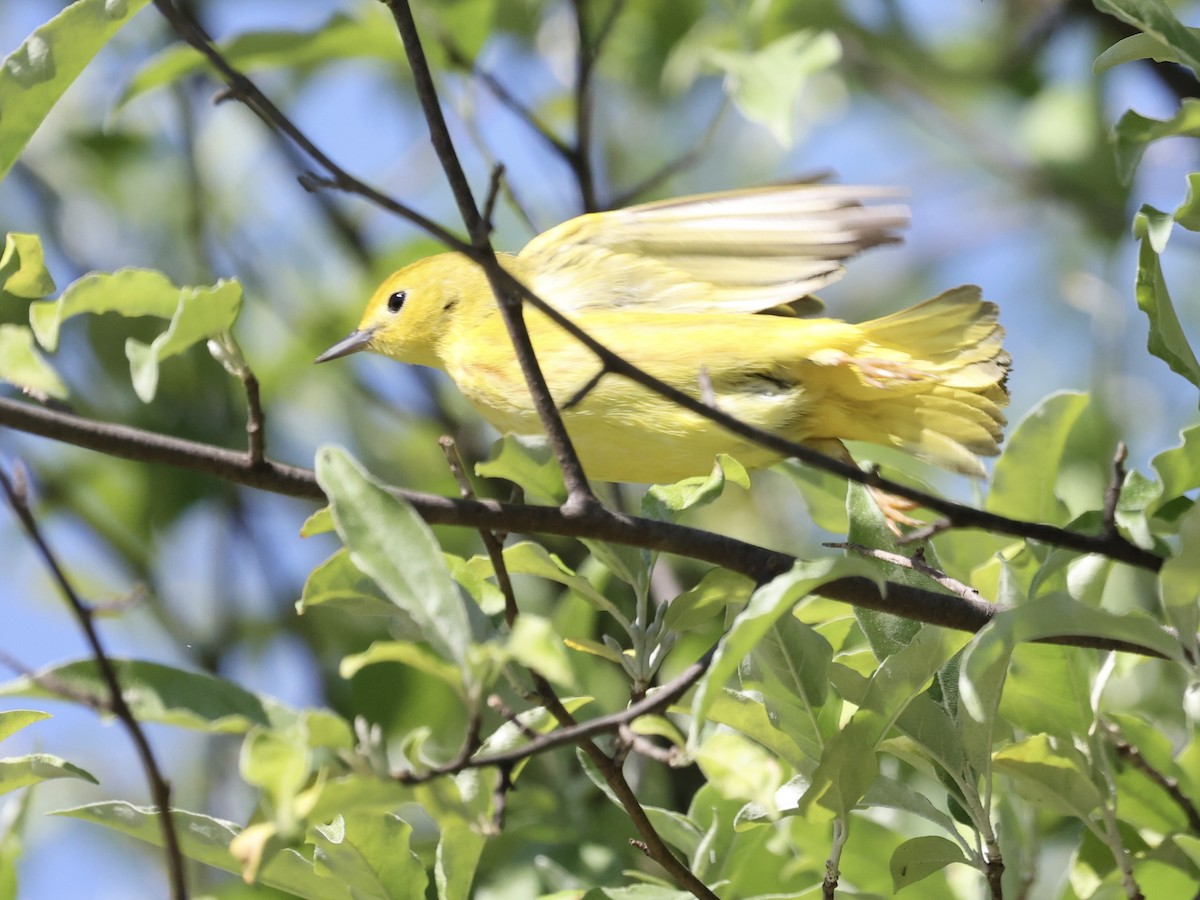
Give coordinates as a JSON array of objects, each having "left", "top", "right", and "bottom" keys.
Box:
[{"left": 316, "top": 184, "right": 1010, "bottom": 501}]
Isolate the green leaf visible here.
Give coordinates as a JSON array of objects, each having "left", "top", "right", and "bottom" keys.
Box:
[
  {"left": 0, "top": 753, "right": 97, "bottom": 797},
  {"left": 987, "top": 392, "right": 1089, "bottom": 523},
  {"left": 1111, "top": 99, "right": 1200, "bottom": 184},
  {"left": 0, "top": 0, "right": 152, "bottom": 183},
  {"left": 56, "top": 802, "right": 354, "bottom": 900},
  {"left": 1159, "top": 501, "right": 1200, "bottom": 644},
  {"left": 435, "top": 820, "right": 486, "bottom": 900},
  {"left": 662, "top": 567, "right": 753, "bottom": 632},
  {"left": 689, "top": 557, "right": 880, "bottom": 745},
  {"left": 491, "top": 541, "right": 630, "bottom": 630},
  {"left": 845, "top": 481, "right": 942, "bottom": 657},
  {"left": 1095, "top": 32, "right": 1183, "bottom": 74},
  {"left": 778, "top": 459, "right": 849, "bottom": 533},
  {"left": 241, "top": 727, "right": 312, "bottom": 828},
  {"left": 31, "top": 269, "right": 179, "bottom": 351},
  {"left": 694, "top": 731, "right": 784, "bottom": 812},
  {"left": 474, "top": 434, "right": 565, "bottom": 503},
  {"left": 993, "top": 733, "right": 1102, "bottom": 819},
  {"left": 0, "top": 710, "right": 49, "bottom": 744},
  {"left": 742, "top": 614, "right": 835, "bottom": 764},
  {"left": 1094, "top": 0, "right": 1200, "bottom": 77},
  {"left": 506, "top": 614, "right": 577, "bottom": 691},
  {"left": 696, "top": 690, "right": 808, "bottom": 770},
  {"left": 0, "top": 325, "right": 67, "bottom": 399},
  {"left": 0, "top": 234, "right": 55, "bottom": 298},
  {"left": 641, "top": 454, "right": 749, "bottom": 522},
  {"left": 118, "top": 11, "right": 402, "bottom": 108},
  {"left": 1147, "top": 423, "right": 1200, "bottom": 516},
  {"left": 1133, "top": 207, "right": 1200, "bottom": 392},
  {"left": 1173, "top": 173, "right": 1200, "bottom": 231},
  {"left": 343, "top": 643, "right": 468, "bottom": 691},
  {"left": 890, "top": 835, "right": 970, "bottom": 892},
  {"left": 124, "top": 280, "right": 242, "bottom": 401},
  {"left": 299, "top": 549, "right": 411, "bottom": 620},
  {"left": 706, "top": 30, "right": 841, "bottom": 145},
  {"left": 311, "top": 814, "right": 427, "bottom": 900},
  {"left": 0, "top": 658, "right": 285, "bottom": 732},
  {"left": 315, "top": 446, "right": 486, "bottom": 668}
]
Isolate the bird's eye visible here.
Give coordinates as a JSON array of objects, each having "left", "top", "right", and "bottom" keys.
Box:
[{"left": 387, "top": 290, "right": 407, "bottom": 313}]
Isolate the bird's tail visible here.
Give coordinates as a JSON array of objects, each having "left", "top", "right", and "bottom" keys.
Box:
[{"left": 821, "top": 285, "right": 1011, "bottom": 477}]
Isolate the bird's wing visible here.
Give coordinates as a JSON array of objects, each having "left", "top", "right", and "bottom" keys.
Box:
[{"left": 516, "top": 184, "right": 908, "bottom": 314}]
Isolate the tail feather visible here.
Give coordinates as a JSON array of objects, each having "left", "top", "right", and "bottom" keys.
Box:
[{"left": 817, "top": 285, "right": 1011, "bottom": 476}]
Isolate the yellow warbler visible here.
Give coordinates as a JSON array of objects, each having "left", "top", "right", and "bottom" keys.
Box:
[{"left": 317, "top": 185, "right": 1010, "bottom": 486}]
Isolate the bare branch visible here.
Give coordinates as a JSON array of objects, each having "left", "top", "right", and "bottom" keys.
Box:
[
  {"left": 0, "top": 463, "right": 189, "bottom": 900},
  {"left": 1103, "top": 442, "right": 1129, "bottom": 538},
  {"left": 826, "top": 542, "right": 983, "bottom": 602}
]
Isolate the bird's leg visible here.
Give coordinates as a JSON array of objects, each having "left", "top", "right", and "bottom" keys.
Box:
[{"left": 804, "top": 439, "right": 922, "bottom": 533}]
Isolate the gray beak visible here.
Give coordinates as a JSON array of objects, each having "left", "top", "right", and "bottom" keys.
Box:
[{"left": 315, "top": 328, "right": 374, "bottom": 363}]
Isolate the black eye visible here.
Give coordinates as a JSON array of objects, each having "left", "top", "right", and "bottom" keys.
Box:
[{"left": 387, "top": 290, "right": 407, "bottom": 313}]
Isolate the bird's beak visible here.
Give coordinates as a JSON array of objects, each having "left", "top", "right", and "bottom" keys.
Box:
[{"left": 315, "top": 328, "right": 374, "bottom": 363}]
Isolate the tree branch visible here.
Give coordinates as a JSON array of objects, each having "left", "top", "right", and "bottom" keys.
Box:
[
  {"left": 0, "top": 396, "right": 1181, "bottom": 660},
  {"left": 0, "top": 463, "right": 188, "bottom": 900}
]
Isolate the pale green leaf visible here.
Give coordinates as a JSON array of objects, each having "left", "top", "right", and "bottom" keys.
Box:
[
  {"left": 55, "top": 802, "right": 354, "bottom": 900},
  {"left": 987, "top": 392, "right": 1090, "bottom": 523},
  {"left": 0, "top": 754, "right": 96, "bottom": 797},
  {"left": 0, "top": 233, "right": 54, "bottom": 298},
  {"left": 118, "top": 11, "right": 401, "bottom": 108},
  {"left": 340, "top": 641, "right": 464, "bottom": 692},
  {"left": 707, "top": 30, "right": 841, "bottom": 145},
  {"left": 506, "top": 614, "right": 576, "bottom": 690},
  {"left": 0, "top": 325, "right": 67, "bottom": 399},
  {"left": 890, "top": 835, "right": 970, "bottom": 892},
  {"left": 1111, "top": 99, "right": 1200, "bottom": 184},
  {"left": 689, "top": 557, "right": 880, "bottom": 745},
  {"left": 0, "top": 0, "right": 152, "bottom": 183},
  {"left": 474, "top": 434, "right": 565, "bottom": 503},
  {"left": 125, "top": 280, "right": 242, "bottom": 401},
  {"left": 315, "top": 446, "right": 487, "bottom": 668},
  {"left": 689, "top": 690, "right": 807, "bottom": 770},
  {"left": 1094, "top": 0, "right": 1200, "bottom": 76},
  {"left": 1173, "top": 173, "right": 1200, "bottom": 231},
  {"left": 0, "top": 710, "right": 49, "bottom": 744},
  {"left": 435, "top": 820, "right": 486, "bottom": 900},
  {"left": 0, "top": 658, "right": 290, "bottom": 733},
  {"left": 662, "top": 567, "right": 753, "bottom": 632},
  {"left": 641, "top": 454, "right": 749, "bottom": 522},
  {"left": 311, "top": 814, "right": 427, "bottom": 900},
  {"left": 1159, "top": 501, "right": 1200, "bottom": 643},
  {"left": 298, "top": 549, "right": 410, "bottom": 621},
  {"left": 993, "top": 733, "right": 1102, "bottom": 819},
  {"left": 1133, "top": 207, "right": 1200, "bottom": 391}
]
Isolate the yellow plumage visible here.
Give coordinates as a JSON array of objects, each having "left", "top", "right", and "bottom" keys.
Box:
[{"left": 317, "top": 185, "right": 1010, "bottom": 487}]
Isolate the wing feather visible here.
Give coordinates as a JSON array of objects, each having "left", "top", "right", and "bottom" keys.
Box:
[{"left": 517, "top": 184, "right": 908, "bottom": 314}]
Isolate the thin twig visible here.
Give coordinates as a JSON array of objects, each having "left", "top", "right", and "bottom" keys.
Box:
[
  {"left": 481, "top": 163, "right": 506, "bottom": 234},
  {"left": 825, "top": 542, "right": 983, "bottom": 602},
  {"left": 0, "top": 464, "right": 188, "bottom": 900},
  {"left": 440, "top": 436, "right": 518, "bottom": 626},
  {"left": 611, "top": 99, "right": 731, "bottom": 208},
  {"left": 618, "top": 723, "right": 681, "bottom": 766},
  {"left": 1105, "top": 722, "right": 1200, "bottom": 833},
  {"left": 1103, "top": 442, "right": 1129, "bottom": 539},
  {"left": 440, "top": 38, "right": 574, "bottom": 161},
  {"left": 382, "top": 0, "right": 601, "bottom": 514},
  {"left": 562, "top": 365, "right": 610, "bottom": 411}
]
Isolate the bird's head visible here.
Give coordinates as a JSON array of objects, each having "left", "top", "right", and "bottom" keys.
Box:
[{"left": 316, "top": 252, "right": 490, "bottom": 368}]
